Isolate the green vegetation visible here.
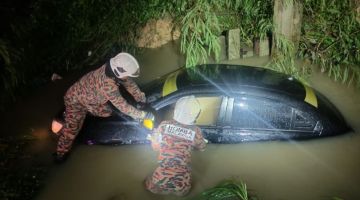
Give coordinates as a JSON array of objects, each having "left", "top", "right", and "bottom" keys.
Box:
[
  {"left": 174, "top": 0, "right": 273, "bottom": 67},
  {"left": 179, "top": 0, "right": 222, "bottom": 67},
  {"left": 190, "top": 180, "right": 345, "bottom": 200},
  {"left": 0, "top": 0, "right": 359, "bottom": 109},
  {"left": 299, "top": 0, "right": 360, "bottom": 87},
  {"left": 190, "top": 180, "right": 257, "bottom": 200},
  {"left": 268, "top": 34, "right": 311, "bottom": 82},
  {"left": 176, "top": 0, "right": 359, "bottom": 86},
  {"left": 236, "top": 0, "right": 273, "bottom": 44}
]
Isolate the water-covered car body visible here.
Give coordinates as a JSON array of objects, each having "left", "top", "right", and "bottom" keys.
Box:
[{"left": 76, "top": 64, "right": 351, "bottom": 145}]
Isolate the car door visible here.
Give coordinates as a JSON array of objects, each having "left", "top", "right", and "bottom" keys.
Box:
[
  {"left": 220, "top": 95, "right": 296, "bottom": 142},
  {"left": 220, "top": 95, "right": 322, "bottom": 142},
  {"left": 78, "top": 113, "right": 150, "bottom": 145}
]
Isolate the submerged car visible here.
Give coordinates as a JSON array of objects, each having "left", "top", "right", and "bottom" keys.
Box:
[{"left": 54, "top": 64, "right": 351, "bottom": 145}]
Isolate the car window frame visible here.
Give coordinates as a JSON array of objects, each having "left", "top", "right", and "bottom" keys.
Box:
[
  {"left": 151, "top": 90, "right": 229, "bottom": 128},
  {"left": 223, "top": 93, "right": 322, "bottom": 134},
  {"left": 150, "top": 84, "right": 323, "bottom": 134}
]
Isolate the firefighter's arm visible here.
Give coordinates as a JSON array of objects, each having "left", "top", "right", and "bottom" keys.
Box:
[
  {"left": 194, "top": 127, "right": 207, "bottom": 151},
  {"left": 121, "top": 77, "right": 146, "bottom": 103},
  {"left": 147, "top": 129, "right": 161, "bottom": 151},
  {"left": 104, "top": 80, "right": 146, "bottom": 120}
]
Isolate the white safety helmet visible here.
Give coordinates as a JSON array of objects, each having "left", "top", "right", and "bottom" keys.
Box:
[
  {"left": 109, "top": 52, "right": 140, "bottom": 78},
  {"left": 173, "top": 95, "right": 201, "bottom": 125}
]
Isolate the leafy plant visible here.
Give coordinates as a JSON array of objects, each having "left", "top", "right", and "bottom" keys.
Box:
[
  {"left": 268, "top": 34, "right": 310, "bottom": 82},
  {"left": 179, "top": 0, "right": 222, "bottom": 67},
  {"left": 299, "top": 0, "right": 360, "bottom": 87},
  {"left": 236, "top": 0, "right": 273, "bottom": 44},
  {"left": 168, "top": 0, "right": 273, "bottom": 68},
  {"left": 164, "top": 0, "right": 241, "bottom": 68},
  {"left": 190, "top": 180, "right": 257, "bottom": 200}
]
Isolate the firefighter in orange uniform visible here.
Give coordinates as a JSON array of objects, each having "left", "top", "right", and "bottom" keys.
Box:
[
  {"left": 54, "top": 52, "right": 153, "bottom": 162},
  {"left": 145, "top": 95, "right": 207, "bottom": 196}
]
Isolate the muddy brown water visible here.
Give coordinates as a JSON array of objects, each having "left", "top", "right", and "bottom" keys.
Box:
[{"left": 1, "top": 44, "right": 359, "bottom": 200}]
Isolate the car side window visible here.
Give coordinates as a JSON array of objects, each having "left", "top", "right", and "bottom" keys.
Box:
[
  {"left": 291, "top": 109, "right": 316, "bottom": 130},
  {"left": 231, "top": 97, "right": 292, "bottom": 130},
  {"left": 156, "top": 96, "right": 222, "bottom": 126}
]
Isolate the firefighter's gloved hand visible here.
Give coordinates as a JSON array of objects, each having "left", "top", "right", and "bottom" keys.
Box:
[
  {"left": 141, "top": 112, "right": 155, "bottom": 130},
  {"left": 52, "top": 152, "right": 70, "bottom": 164},
  {"left": 136, "top": 102, "right": 147, "bottom": 109},
  {"left": 144, "top": 111, "right": 155, "bottom": 121}
]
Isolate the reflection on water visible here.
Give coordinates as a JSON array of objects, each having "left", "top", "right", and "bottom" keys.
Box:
[{"left": 36, "top": 51, "right": 360, "bottom": 200}]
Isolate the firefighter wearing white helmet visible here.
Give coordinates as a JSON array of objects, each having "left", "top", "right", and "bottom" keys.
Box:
[
  {"left": 145, "top": 95, "right": 207, "bottom": 196},
  {"left": 173, "top": 95, "right": 202, "bottom": 125},
  {"left": 54, "top": 52, "right": 154, "bottom": 163},
  {"left": 109, "top": 52, "right": 140, "bottom": 78}
]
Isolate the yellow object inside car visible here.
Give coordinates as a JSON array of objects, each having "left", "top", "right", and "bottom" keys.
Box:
[
  {"left": 303, "top": 84, "right": 318, "bottom": 108},
  {"left": 143, "top": 119, "right": 154, "bottom": 130},
  {"left": 195, "top": 97, "right": 222, "bottom": 126},
  {"left": 162, "top": 71, "right": 179, "bottom": 97}
]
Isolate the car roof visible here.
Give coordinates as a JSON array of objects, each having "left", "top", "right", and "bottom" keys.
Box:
[{"left": 150, "top": 64, "right": 317, "bottom": 108}]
